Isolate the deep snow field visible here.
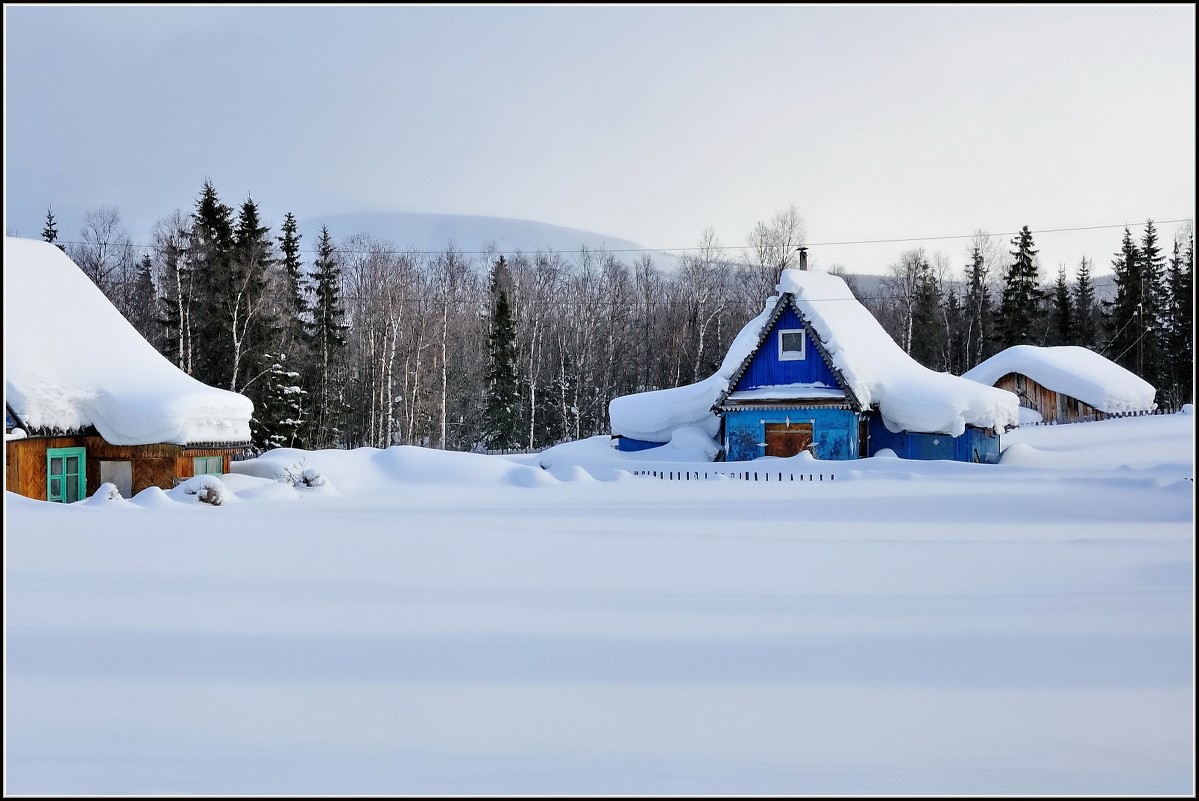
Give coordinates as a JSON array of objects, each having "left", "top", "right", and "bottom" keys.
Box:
[{"left": 4, "top": 411, "right": 1194, "bottom": 795}]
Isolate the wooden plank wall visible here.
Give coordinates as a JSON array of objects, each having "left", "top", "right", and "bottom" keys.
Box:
[
  {"left": 995, "top": 373, "right": 1102, "bottom": 423},
  {"left": 5, "top": 436, "right": 238, "bottom": 501}
]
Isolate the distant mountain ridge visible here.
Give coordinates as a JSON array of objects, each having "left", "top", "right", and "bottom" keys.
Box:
[{"left": 298, "top": 211, "right": 651, "bottom": 257}]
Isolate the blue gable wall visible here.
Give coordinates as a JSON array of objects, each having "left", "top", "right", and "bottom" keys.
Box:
[{"left": 734, "top": 305, "right": 842, "bottom": 392}]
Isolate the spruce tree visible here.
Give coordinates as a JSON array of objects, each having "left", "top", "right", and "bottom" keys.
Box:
[
  {"left": 962, "top": 246, "right": 993, "bottom": 369},
  {"left": 483, "top": 256, "right": 521, "bottom": 450},
  {"left": 1048, "top": 264, "right": 1074, "bottom": 346},
  {"left": 42, "top": 205, "right": 63, "bottom": 249},
  {"left": 1103, "top": 226, "right": 1146, "bottom": 377},
  {"left": 250, "top": 352, "right": 306, "bottom": 452},
  {"left": 307, "top": 226, "right": 348, "bottom": 448},
  {"left": 1162, "top": 231, "right": 1194, "bottom": 407},
  {"left": 127, "top": 253, "right": 159, "bottom": 347},
  {"left": 277, "top": 212, "right": 308, "bottom": 348},
  {"left": 275, "top": 212, "right": 312, "bottom": 446},
  {"left": 908, "top": 255, "right": 942, "bottom": 369},
  {"left": 226, "top": 198, "right": 279, "bottom": 452},
  {"left": 995, "top": 226, "right": 1044, "bottom": 349},
  {"left": 1072, "top": 256, "right": 1099, "bottom": 349},
  {"left": 1137, "top": 219, "right": 1168, "bottom": 392},
  {"left": 941, "top": 284, "right": 964, "bottom": 375},
  {"left": 187, "top": 181, "right": 236, "bottom": 388}
]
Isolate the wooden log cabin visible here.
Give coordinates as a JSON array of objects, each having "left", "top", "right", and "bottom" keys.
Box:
[
  {"left": 961, "top": 345, "right": 1157, "bottom": 425},
  {"left": 4, "top": 237, "right": 253, "bottom": 503}
]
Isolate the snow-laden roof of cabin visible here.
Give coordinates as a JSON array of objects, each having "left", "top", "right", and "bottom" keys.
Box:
[
  {"left": 609, "top": 267, "right": 1019, "bottom": 442},
  {"left": 960, "top": 345, "right": 1157, "bottom": 413},
  {"left": 4, "top": 237, "right": 253, "bottom": 446}
]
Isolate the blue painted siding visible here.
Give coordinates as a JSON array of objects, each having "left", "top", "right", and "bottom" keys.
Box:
[
  {"left": 734, "top": 306, "right": 841, "bottom": 392},
  {"left": 724, "top": 407, "right": 861, "bottom": 462},
  {"left": 616, "top": 436, "right": 666, "bottom": 452},
  {"left": 866, "top": 417, "right": 1000, "bottom": 462},
  {"left": 960, "top": 427, "right": 1002, "bottom": 463}
]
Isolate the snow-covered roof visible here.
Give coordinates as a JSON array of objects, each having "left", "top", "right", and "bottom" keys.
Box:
[
  {"left": 4, "top": 237, "right": 253, "bottom": 446},
  {"left": 960, "top": 345, "right": 1157, "bottom": 414},
  {"left": 609, "top": 267, "right": 1019, "bottom": 441}
]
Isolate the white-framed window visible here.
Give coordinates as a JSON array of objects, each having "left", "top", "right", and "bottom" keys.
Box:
[
  {"left": 193, "top": 455, "right": 224, "bottom": 476},
  {"left": 100, "top": 460, "right": 133, "bottom": 499},
  {"left": 778, "top": 328, "right": 806, "bottom": 361}
]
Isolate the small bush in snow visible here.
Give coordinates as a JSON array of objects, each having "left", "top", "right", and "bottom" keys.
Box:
[
  {"left": 184, "top": 474, "right": 227, "bottom": 506},
  {"left": 278, "top": 461, "right": 326, "bottom": 488}
]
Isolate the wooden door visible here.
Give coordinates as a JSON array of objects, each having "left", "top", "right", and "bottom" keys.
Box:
[{"left": 764, "top": 422, "right": 813, "bottom": 457}]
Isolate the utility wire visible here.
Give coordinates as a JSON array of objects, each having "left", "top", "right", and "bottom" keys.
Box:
[{"left": 40, "top": 218, "right": 1194, "bottom": 258}]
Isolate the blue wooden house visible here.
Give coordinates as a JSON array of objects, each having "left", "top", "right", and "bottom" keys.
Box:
[
  {"left": 713, "top": 296, "right": 868, "bottom": 460},
  {"left": 710, "top": 268, "right": 1018, "bottom": 463},
  {"left": 610, "top": 264, "right": 1019, "bottom": 462}
]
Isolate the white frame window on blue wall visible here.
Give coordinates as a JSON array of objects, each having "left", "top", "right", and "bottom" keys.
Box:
[{"left": 777, "top": 328, "right": 806, "bottom": 361}]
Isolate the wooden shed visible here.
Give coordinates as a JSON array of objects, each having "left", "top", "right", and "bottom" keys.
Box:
[
  {"left": 5, "top": 415, "right": 246, "bottom": 502},
  {"left": 961, "top": 345, "right": 1157, "bottom": 425},
  {"left": 4, "top": 237, "right": 253, "bottom": 503}
]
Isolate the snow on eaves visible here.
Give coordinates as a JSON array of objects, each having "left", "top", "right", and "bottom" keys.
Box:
[
  {"left": 777, "top": 269, "right": 1019, "bottom": 436},
  {"left": 960, "top": 345, "right": 1157, "bottom": 414},
  {"left": 4, "top": 237, "right": 253, "bottom": 446},
  {"left": 610, "top": 267, "right": 1019, "bottom": 442}
]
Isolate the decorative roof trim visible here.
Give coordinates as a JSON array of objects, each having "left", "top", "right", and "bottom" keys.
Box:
[
  {"left": 5, "top": 402, "right": 29, "bottom": 431},
  {"left": 716, "top": 402, "right": 855, "bottom": 412}
]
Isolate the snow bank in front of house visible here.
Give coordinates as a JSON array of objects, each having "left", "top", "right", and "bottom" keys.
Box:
[
  {"left": 4, "top": 237, "right": 253, "bottom": 445},
  {"left": 233, "top": 444, "right": 559, "bottom": 494},
  {"left": 960, "top": 345, "right": 1157, "bottom": 413},
  {"left": 608, "top": 298, "right": 779, "bottom": 442}
]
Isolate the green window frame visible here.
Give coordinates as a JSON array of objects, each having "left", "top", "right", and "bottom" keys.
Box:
[
  {"left": 193, "top": 455, "right": 224, "bottom": 476},
  {"left": 47, "top": 446, "right": 87, "bottom": 503}
]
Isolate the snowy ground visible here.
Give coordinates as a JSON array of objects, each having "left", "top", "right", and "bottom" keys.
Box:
[{"left": 4, "top": 411, "right": 1194, "bottom": 795}]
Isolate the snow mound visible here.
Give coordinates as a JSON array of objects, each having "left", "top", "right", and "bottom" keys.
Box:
[
  {"left": 129, "top": 486, "right": 178, "bottom": 509},
  {"left": 79, "top": 482, "right": 129, "bottom": 506},
  {"left": 234, "top": 444, "right": 565, "bottom": 494}
]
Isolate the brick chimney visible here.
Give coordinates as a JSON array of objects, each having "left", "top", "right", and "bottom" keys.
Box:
[{"left": 798, "top": 246, "right": 808, "bottom": 271}]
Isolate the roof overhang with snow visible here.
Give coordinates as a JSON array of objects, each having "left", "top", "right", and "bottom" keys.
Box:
[{"left": 4, "top": 237, "right": 254, "bottom": 447}]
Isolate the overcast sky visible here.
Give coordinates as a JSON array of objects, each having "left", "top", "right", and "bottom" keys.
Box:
[{"left": 4, "top": 4, "right": 1195, "bottom": 277}]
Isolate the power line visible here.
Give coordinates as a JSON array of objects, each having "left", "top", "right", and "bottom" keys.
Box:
[{"left": 37, "top": 217, "right": 1194, "bottom": 258}]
